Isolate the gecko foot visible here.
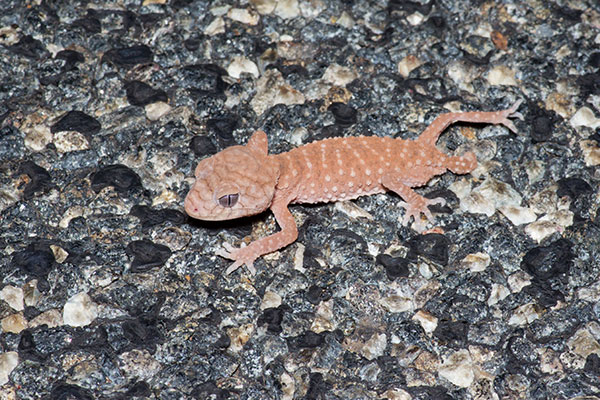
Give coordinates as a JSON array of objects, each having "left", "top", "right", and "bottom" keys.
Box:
[
  {"left": 497, "top": 99, "right": 524, "bottom": 134},
  {"left": 398, "top": 197, "right": 446, "bottom": 232},
  {"left": 216, "top": 242, "right": 257, "bottom": 275}
]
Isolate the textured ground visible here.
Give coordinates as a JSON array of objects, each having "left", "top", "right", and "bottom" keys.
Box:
[{"left": 1, "top": 0, "right": 600, "bottom": 399}]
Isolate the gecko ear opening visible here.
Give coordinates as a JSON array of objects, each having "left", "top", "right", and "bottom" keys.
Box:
[{"left": 246, "top": 130, "right": 269, "bottom": 156}]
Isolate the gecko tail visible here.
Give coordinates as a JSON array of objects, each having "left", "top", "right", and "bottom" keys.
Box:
[{"left": 446, "top": 151, "right": 477, "bottom": 174}]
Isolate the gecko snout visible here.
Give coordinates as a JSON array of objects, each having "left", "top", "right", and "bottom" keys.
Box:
[{"left": 184, "top": 190, "right": 201, "bottom": 217}]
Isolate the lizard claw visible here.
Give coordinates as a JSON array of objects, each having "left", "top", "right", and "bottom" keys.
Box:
[
  {"left": 498, "top": 99, "right": 524, "bottom": 134},
  {"left": 216, "top": 242, "right": 257, "bottom": 275},
  {"left": 399, "top": 197, "right": 446, "bottom": 232}
]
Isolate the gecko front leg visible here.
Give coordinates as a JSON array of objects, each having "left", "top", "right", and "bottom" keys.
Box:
[{"left": 217, "top": 199, "right": 298, "bottom": 275}]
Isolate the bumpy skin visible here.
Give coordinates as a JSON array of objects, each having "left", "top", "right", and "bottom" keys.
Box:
[{"left": 185, "top": 101, "right": 523, "bottom": 274}]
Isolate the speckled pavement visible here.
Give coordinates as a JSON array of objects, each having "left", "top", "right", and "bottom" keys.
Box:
[{"left": 1, "top": 1, "right": 600, "bottom": 399}]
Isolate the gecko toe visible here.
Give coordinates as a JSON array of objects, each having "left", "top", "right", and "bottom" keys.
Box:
[
  {"left": 246, "top": 262, "right": 256, "bottom": 276},
  {"left": 398, "top": 197, "right": 445, "bottom": 229},
  {"left": 225, "top": 260, "right": 243, "bottom": 275},
  {"left": 222, "top": 242, "right": 236, "bottom": 252},
  {"left": 216, "top": 247, "right": 233, "bottom": 260},
  {"left": 510, "top": 111, "right": 524, "bottom": 120},
  {"left": 503, "top": 120, "right": 518, "bottom": 134},
  {"left": 224, "top": 258, "right": 256, "bottom": 275},
  {"left": 218, "top": 242, "right": 257, "bottom": 275},
  {"left": 508, "top": 99, "right": 523, "bottom": 113},
  {"left": 400, "top": 215, "right": 412, "bottom": 226},
  {"left": 499, "top": 100, "right": 524, "bottom": 133},
  {"left": 429, "top": 197, "right": 446, "bottom": 207}
]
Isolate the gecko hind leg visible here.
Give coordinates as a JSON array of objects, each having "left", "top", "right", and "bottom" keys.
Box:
[
  {"left": 398, "top": 197, "right": 446, "bottom": 231},
  {"left": 382, "top": 174, "right": 446, "bottom": 231},
  {"left": 417, "top": 100, "right": 525, "bottom": 146}
]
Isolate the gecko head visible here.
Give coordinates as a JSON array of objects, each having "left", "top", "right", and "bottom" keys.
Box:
[{"left": 184, "top": 131, "right": 280, "bottom": 221}]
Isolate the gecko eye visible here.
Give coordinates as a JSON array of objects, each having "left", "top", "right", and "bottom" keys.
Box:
[{"left": 218, "top": 193, "right": 239, "bottom": 208}]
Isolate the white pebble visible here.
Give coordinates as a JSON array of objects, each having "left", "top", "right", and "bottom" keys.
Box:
[
  {"left": 0, "top": 352, "right": 19, "bottom": 386},
  {"left": 228, "top": 56, "right": 260, "bottom": 79},
  {"left": 438, "top": 349, "right": 474, "bottom": 388},
  {"left": 0, "top": 285, "right": 24, "bottom": 311},
  {"left": 63, "top": 292, "right": 98, "bottom": 327}
]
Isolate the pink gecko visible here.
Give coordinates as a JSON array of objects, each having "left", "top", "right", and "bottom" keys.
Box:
[{"left": 185, "top": 101, "right": 523, "bottom": 275}]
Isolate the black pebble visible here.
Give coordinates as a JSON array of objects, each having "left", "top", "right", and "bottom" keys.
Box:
[
  {"left": 8, "top": 35, "right": 48, "bottom": 59},
  {"left": 23, "top": 306, "right": 41, "bottom": 320},
  {"left": 19, "top": 161, "right": 54, "bottom": 199},
  {"left": 125, "top": 80, "right": 168, "bottom": 106},
  {"left": 130, "top": 205, "right": 186, "bottom": 229},
  {"left": 433, "top": 319, "right": 468, "bottom": 344},
  {"left": 18, "top": 330, "right": 45, "bottom": 362},
  {"left": 126, "top": 239, "right": 172, "bottom": 272},
  {"left": 56, "top": 50, "right": 85, "bottom": 70},
  {"left": 531, "top": 115, "right": 553, "bottom": 142},
  {"left": 72, "top": 17, "right": 102, "bottom": 33},
  {"left": 521, "top": 238, "right": 574, "bottom": 280},
  {"left": 72, "top": 10, "right": 102, "bottom": 33},
  {"left": 427, "top": 14, "right": 447, "bottom": 34},
  {"left": 306, "top": 373, "right": 331, "bottom": 399},
  {"left": 552, "top": 5, "right": 583, "bottom": 22},
  {"left": 577, "top": 71, "right": 600, "bottom": 97},
  {"left": 47, "top": 382, "right": 94, "bottom": 400},
  {"left": 376, "top": 254, "right": 410, "bottom": 279},
  {"left": 590, "top": 131, "right": 600, "bottom": 144},
  {"left": 406, "top": 233, "right": 449, "bottom": 266},
  {"left": 296, "top": 331, "right": 324, "bottom": 348},
  {"left": 102, "top": 44, "right": 153, "bottom": 67},
  {"left": 410, "top": 385, "right": 453, "bottom": 400},
  {"left": 184, "top": 37, "right": 201, "bottom": 51},
  {"left": 215, "top": 333, "right": 231, "bottom": 350},
  {"left": 556, "top": 177, "right": 592, "bottom": 200},
  {"left": 306, "top": 285, "right": 330, "bottom": 305},
  {"left": 590, "top": 52, "right": 600, "bottom": 69},
  {"left": 90, "top": 164, "right": 142, "bottom": 193},
  {"left": 584, "top": 354, "right": 600, "bottom": 375},
  {"left": 72, "top": 326, "right": 109, "bottom": 349},
  {"left": 327, "top": 228, "right": 368, "bottom": 251},
  {"left": 301, "top": 244, "right": 324, "bottom": 271},
  {"left": 388, "top": 0, "right": 435, "bottom": 14},
  {"left": 529, "top": 105, "right": 557, "bottom": 143},
  {"left": 328, "top": 102, "right": 357, "bottom": 127},
  {"left": 523, "top": 280, "right": 564, "bottom": 308},
  {"left": 258, "top": 305, "right": 289, "bottom": 334},
  {"left": 184, "top": 64, "right": 229, "bottom": 95},
  {"left": 271, "top": 62, "right": 308, "bottom": 77},
  {"left": 11, "top": 243, "right": 55, "bottom": 287},
  {"left": 126, "top": 381, "right": 151, "bottom": 397},
  {"left": 189, "top": 135, "right": 217, "bottom": 157},
  {"left": 318, "top": 124, "right": 344, "bottom": 139},
  {"left": 207, "top": 115, "right": 238, "bottom": 146},
  {"left": 122, "top": 318, "right": 161, "bottom": 345},
  {"left": 51, "top": 110, "right": 101, "bottom": 135}
]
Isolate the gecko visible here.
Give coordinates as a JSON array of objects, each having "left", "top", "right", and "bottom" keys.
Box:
[{"left": 185, "top": 100, "right": 523, "bottom": 275}]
